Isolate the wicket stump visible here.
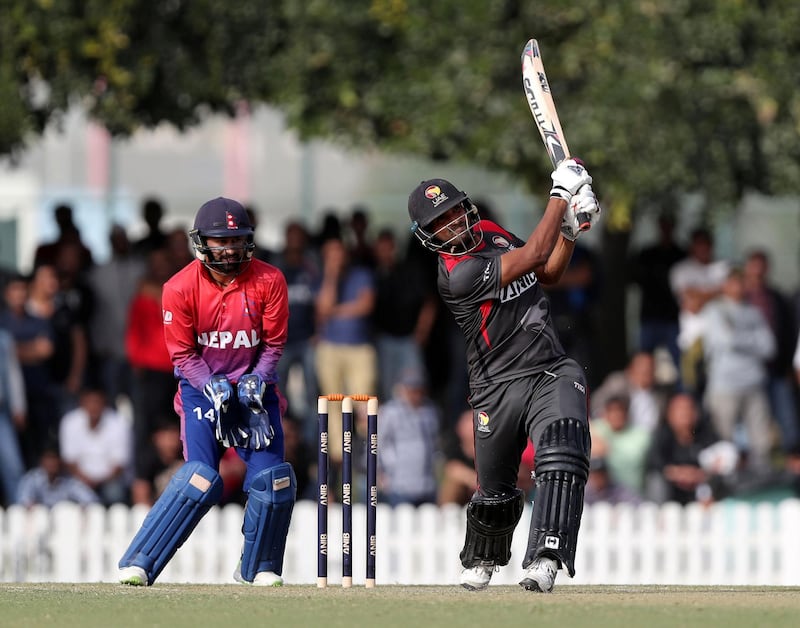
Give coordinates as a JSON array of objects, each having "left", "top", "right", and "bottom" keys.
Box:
[{"left": 317, "top": 394, "right": 378, "bottom": 588}]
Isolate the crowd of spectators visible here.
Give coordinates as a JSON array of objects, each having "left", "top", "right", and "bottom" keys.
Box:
[{"left": 2, "top": 199, "right": 800, "bottom": 512}]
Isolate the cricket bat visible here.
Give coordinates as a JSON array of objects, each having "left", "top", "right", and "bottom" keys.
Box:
[{"left": 521, "top": 38, "right": 591, "bottom": 231}]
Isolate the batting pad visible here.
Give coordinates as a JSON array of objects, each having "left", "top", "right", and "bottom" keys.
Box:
[
  {"left": 240, "top": 462, "right": 297, "bottom": 581},
  {"left": 460, "top": 489, "right": 525, "bottom": 568},
  {"left": 119, "top": 460, "right": 223, "bottom": 584},
  {"left": 523, "top": 418, "right": 590, "bottom": 577}
]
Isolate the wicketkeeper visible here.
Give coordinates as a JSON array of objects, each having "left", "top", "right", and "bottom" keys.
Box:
[
  {"left": 118, "top": 197, "right": 296, "bottom": 587},
  {"left": 407, "top": 159, "right": 601, "bottom": 592}
]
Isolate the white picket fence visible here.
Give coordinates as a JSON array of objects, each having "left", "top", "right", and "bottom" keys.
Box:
[{"left": 2, "top": 498, "right": 800, "bottom": 585}]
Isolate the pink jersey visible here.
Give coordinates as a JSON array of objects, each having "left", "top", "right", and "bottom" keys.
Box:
[{"left": 162, "top": 258, "right": 288, "bottom": 390}]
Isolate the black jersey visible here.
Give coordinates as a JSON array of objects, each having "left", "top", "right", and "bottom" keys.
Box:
[{"left": 437, "top": 220, "right": 565, "bottom": 388}]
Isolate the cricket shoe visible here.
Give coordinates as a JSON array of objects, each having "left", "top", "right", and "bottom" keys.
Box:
[
  {"left": 519, "top": 556, "right": 558, "bottom": 593},
  {"left": 119, "top": 565, "right": 148, "bottom": 587},
  {"left": 459, "top": 562, "right": 496, "bottom": 591},
  {"left": 233, "top": 563, "right": 284, "bottom": 587}
]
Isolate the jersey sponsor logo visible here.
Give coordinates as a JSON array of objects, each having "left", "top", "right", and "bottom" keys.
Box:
[
  {"left": 573, "top": 381, "right": 586, "bottom": 395},
  {"left": 499, "top": 272, "right": 537, "bottom": 303},
  {"left": 197, "top": 329, "right": 261, "bottom": 349},
  {"left": 477, "top": 411, "right": 491, "bottom": 433},
  {"left": 163, "top": 309, "right": 173, "bottom": 324}
]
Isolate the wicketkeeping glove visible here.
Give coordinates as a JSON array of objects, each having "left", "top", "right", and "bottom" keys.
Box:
[
  {"left": 204, "top": 374, "right": 233, "bottom": 414},
  {"left": 205, "top": 375, "right": 248, "bottom": 447},
  {"left": 236, "top": 373, "right": 275, "bottom": 450},
  {"left": 550, "top": 158, "right": 593, "bottom": 203},
  {"left": 561, "top": 186, "right": 601, "bottom": 241}
]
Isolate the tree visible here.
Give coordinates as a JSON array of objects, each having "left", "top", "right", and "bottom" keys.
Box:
[{"left": 3, "top": 1, "right": 798, "bottom": 218}]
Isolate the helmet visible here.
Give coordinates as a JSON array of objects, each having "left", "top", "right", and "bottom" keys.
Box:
[
  {"left": 189, "top": 197, "right": 255, "bottom": 275},
  {"left": 408, "top": 179, "right": 482, "bottom": 255}
]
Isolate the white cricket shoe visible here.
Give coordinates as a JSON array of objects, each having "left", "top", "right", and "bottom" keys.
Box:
[
  {"left": 459, "top": 562, "right": 496, "bottom": 591},
  {"left": 253, "top": 571, "right": 284, "bottom": 587},
  {"left": 519, "top": 556, "right": 558, "bottom": 593},
  {"left": 233, "top": 563, "right": 284, "bottom": 587},
  {"left": 119, "top": 565, "right": 148, "bottom": 587}
]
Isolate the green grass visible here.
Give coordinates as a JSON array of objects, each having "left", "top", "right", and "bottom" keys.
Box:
[{"left": 2, "top": 584, "right": 800, "bottom": 628}]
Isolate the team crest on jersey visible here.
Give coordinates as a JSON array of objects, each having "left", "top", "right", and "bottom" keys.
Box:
[
  {"left": 477, "top": 411, "right": 491, "bottom": 433},
  {"left": 163, "top": 309, "right": 173, "bottom": 324},
  {"left": 492, "top": 235, "right": 510, "bottom": 248}
]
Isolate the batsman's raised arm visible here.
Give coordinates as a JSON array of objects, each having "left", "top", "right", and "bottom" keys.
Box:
[{"left": 499, "top": 159, "right": 599, "bottom": 287}]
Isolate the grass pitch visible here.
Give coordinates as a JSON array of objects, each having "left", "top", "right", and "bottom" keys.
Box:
[{"left": 2, "top": 584, "right": 800, "bottom": 628}]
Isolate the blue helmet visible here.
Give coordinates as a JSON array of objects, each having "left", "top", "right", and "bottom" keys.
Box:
[{"left": 189, "top": 197, "right": 255, "bottom": 275}]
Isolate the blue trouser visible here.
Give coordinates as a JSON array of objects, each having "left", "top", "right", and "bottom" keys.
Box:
[{"left": 179, "top": 380, "right": 285, "bottom": 491}]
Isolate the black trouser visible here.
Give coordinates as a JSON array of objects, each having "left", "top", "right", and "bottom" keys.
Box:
[{"left": 468, "top": 357, "right": 589, "bottom": 496}]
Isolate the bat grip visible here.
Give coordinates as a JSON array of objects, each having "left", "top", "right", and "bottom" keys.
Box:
[{"left": 575, "top": 183, "right": 592, "bottom": 232}]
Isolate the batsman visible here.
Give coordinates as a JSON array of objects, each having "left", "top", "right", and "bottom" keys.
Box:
[
  {"left": 407, "top": 159, "right": 601, "bottom": 592},
  {"left": 118, "top": 197, "right": 296, "bottom": 587}
]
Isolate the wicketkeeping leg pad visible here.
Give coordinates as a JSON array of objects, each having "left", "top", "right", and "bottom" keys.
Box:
[
  {"left": 118, "top": 460, "right": 223, "bottom": 584},
  {"left": 460, "top": 489, "right": 525, "bottom": 568},
  {"left": 240, "top": 462, "right": 297, "bottom": 581},
  {"left": 523, "top": 417, "right": 591, "bottom": 576}
]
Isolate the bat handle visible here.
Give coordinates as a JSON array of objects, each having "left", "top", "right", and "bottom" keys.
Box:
[{"left": 575, "top": 183, "right": 592, "bottom": 232}]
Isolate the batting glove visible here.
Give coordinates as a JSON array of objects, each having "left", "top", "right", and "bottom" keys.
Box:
[
  {"left": 550, "top": 158, "right": 592, "bottom": 203},
  {"left": 561, "top": 186, "right": 601, "bottom": 241}
]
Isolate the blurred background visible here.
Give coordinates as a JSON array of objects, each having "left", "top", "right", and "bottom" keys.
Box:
[{"left": 2, "top": 0, "right": 800, "bottom": 584}]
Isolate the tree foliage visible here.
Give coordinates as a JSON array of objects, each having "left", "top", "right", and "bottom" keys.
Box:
[{"left": 2, "top": 0, "right": 799, "bottom": 224}]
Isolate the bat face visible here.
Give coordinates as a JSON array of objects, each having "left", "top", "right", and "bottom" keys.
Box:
[
  {"left": 521, "top": 39, "right": 569, "bottom": 168},
  {"left": 521, "top": 38, "right": 593, "bottom": 232},
  {"left": 524, "top": 77, "right": 568, "bottom": 165}
]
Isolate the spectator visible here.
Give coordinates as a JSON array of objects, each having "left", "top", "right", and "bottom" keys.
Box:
[
  {"left": 28, "top": 262, "right": 89, "bottom": 415},
  {"left": 742, "top": 249, "right": 800, "bottom": 455},
  {"left": 699, "top": 267, "right": 776, "bottom": 476},
  {"left": 314, "top": 237, "right": 377, "bottom": 475},
  {"left": 16, "top": 445, "right": 99, "bottom": 508},
  {"left": 438, "top": 408, "right": 478, "bottom": 506},
  {"left": 590, "top": 394, "right": 651, "bottom": 496},
  {"left": 0, "top": 273, "right": 57, "bottom": 466},
  {"left": 125, "top": 247, "right": 176, "bottom": 479},
  {"left": 58, "top": 387, "right": 132, "bottom": 506},
  {"left": 645, "top": 392, "right": 735, "bottom": 505},
  {"left": 0, "top": 328, "right": 27, "bottom": 507},
  {"left": 584, "top": 456, "right": 642, "bottom": 506},
  {"left": 271, "top": 221, "right": 320, "bottom": 445},
  {"left": 33, "top": 203, "right": 94, "bottom": 272},
  {"left": 312, "top": 210, "right": 343, "bottom": 250},
  {"left": 591, "top": 351, "right": 672, "bottom": 432},
  {"left": 347, "top": 206, "right": 376, "bottom": 269},
  {"left": 628, "top": 212, "right": 686, "bottom": 374},
  {"left": 669, "top": 227, "right": 729, "bottom": 397},
  {"left": 87, "top": 224, "right": 145, "bottom": 404},
  {"left": 372, "top": 228, "right": 437, "bottom": 401},
  {"left": 131, "top": 197, "right": 168, "bottom": 258},
  {"left": 281, "top": 413, "right": 315, "bottom": 501},
  {"left": 130, "top": 417, "right": 183, "bottom": 506},
  {"left": 545, "top": 242, "right": 603, "bottom": 388},
  {"left": 165, "top": 226, "right": 194, "bottom": 271},
  {"left": 377, "top": 369, "right": 441, "bottom": 506}
]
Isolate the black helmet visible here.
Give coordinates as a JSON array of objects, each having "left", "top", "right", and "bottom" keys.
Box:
[
  {"left": 408, "top": 179, "right": 482, "bottom": 255},
  {"left": 190, "top": 197, "right": 255, "bottom": 275}
]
